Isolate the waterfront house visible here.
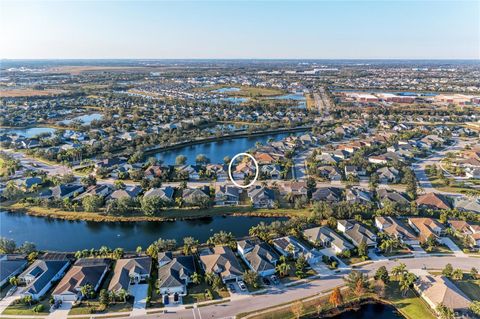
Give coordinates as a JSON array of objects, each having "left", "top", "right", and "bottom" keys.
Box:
[
  {"left": 237, "top": 238, "right": 279, "bottom": 277},
  {"left": 415, "top": 275, "right": 471, "bottom": 317},
  {"left": 74, "top": 184, "right": 112, "bottom": 201},
  {"left": 0, "top": 255, "right": 28, "bottom": 287},
  {"left": 182, "top": 187, "right": 210, "bottom": 206},
  {"left": 302, "top": 226, "right": 354, "bottom": 254},
  {"left": 247, "top": 186, "right": 275, "bottom": 208},
  {"left": 214, "top": 185, "right": 240, "bottom": 206},
  {"left": 19, "top": 259, "right": 70, "bottom": 300},
  {"left": 108, "top": 257, "right": 152, "bottom": 294},
  {"left": 51, "top": 184, "right": 84, "bottom": 200},
  {"left": 53, "top": 258, "right": 111, "bottom": 302},
  {"left": 143, "top": 186, "right": 175, "bottom": 202},
  {"left": 157, "top": 252, "right": 195, "bottom": 297},
  {"left": 337, "top": 220, "right": 377, "bottom": 248},
  {"left": 280, "top": 181, "right": 308, "bottom": 198},
  {"left": 109, "top": 185, "right": 142, "bottom": 200},
  {"left": 199, "top": 246, "right": 243, "bottom": 283},
  {"left": 311, "top": 187, "right": 343, "bottom": 203},
  {"left": 272, "top": 236, "right": 322, "bottom": 263}
]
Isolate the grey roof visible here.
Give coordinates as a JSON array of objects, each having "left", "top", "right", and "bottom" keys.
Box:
[
  {"left": 339, "top": 220, "right": 376, "bottom": 246},
  {"left": 303, "top": 226, "right": 354, "bottom": 251},
  {"left": 53, "top": 258, "right": 110, "bottom": 295},
  {"left": 0, "top": 259, "right": 28, "bottom": 284},
  {"left": 144, "top": 187, "right": 174, "bottom": 201},
  {"left": 158, "top": 255, "right": 195, "bottom": 289},
  {"left": 108, "top": 257, "right": 152, "bottom": 291},
  {"left": 20, "top": 260, "right": 69, "bottom": 295},
  {"left": 243, "top": 242, "right": 279, "bottom": 273},
  {"left": 51, "top": 184, "right": 83, "bottom": 198},
  {"left": 311, "top": 187, "right": 342, "bottom": 202},
  {"left": 377, "top": 189, "right": 409, "bottom": 205}
]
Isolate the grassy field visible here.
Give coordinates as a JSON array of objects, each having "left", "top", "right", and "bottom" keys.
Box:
[
  {"left": 385, "top": 281, "right": 436, "bottom": 319},
  {"left": 68, "top": 300, "right": 133, "bottom": 315},
  {"left": 2, "top": 299, "right": 51, "bottom": 316},
  {"left": 5, "top": 202, "right": 308, "bottom": 222},
  {"left": 305, "top": 93, "right": 315, "bottom": 110},
  {"left": 182, "top": 282, "right": 230, "bottom": 304},
  {"left": 197, "top": 85, "right": 284, "bottom": 97}
]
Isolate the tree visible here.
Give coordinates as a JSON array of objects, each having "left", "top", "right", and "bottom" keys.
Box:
[
  {"left": 357, "top": 242, "right": 368, "bottom": 257},
  {"left": 212, "top": 274, "right": 223, "bottom": 291},
  {"left": 205, "top": 272, "right": 216, "bottom": 285},
  {"left": 80, "top": 175, "right": 97, "bottom": 187},
  {"left": 19, "top": 241, "right": 36, "bottom": 254},
  {"left": 80, "top": 284, "right": 93, "bottom": 299},
  {"left": 295, "top": 254, "right": 307, "bottom": 278},
  {"left": 436, "top": 304, "right": 454, "bottom": 319},
  {"left": 136, "top": 246, "right": 142, "bottom": 255},
  {"left": 175, "top": 155, "right": 187, "bottom": 165},
  {"left": 82, "top": 195, "right": 103, "bottom": 212},
  {"left": 399, "top": 272, "right": 416, "bottom": 296},
  {"left": 470, "top": 267, "right": 478, "bottom": 279},
  {"left": 469, "top": 300, "right": 480, "bottom": 316},
  {"left": 374, "top": 266, "right": 389, "bottom": 283},
  {"left": 243, "top": 270, "right": 259, "bottom": 288},
  {"left": 140, "top": 195, "right": 164, "bottom": 216},
  {"left": 291, "top": 301, "right": 304, "bottom": 319},
  {"left": 207, "top": 231, "right": 236, "bottom": 248},
  {"left": 452, "top": 269, "right": 463, "bottom": 280},
  {"left": 9, "top": 276, "right": 18, "bottom": 286},
  {"left": 344, "top": 271, "right": 368, "bottom": 294},
  {"left": 329, "top": 287, "right": 343, "bottom": 308},
  {"left": 0, "top": 237, "right": 16, "bottom": 253},
  {"left": 99, "top": 289, "right": 110, "bottom": 306},
  {"left": 276, "top": 261, "right": 291, "bottom": 277},
  {"left": 118, "top": 289, "right": 128, "bottom": 303},
  {"left": 195, "top": 154, "right": 209, "bottom": 165},
  {"left": 113, "top": 248, "right": 124, "bottom": 259},
  {"left": 191, "top": 272, "right": 202, "bottom": 285},
  {"left": 183, "top": 237, "right": 199, "bottom": 255},
  {"left": 442, "top": 263, "right": 454, "bottom": 278},
  {"left": 391, "top": 263, "right": 407, "bottom": 280}
]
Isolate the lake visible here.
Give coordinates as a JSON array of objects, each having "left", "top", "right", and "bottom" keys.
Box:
[
  {"left": 154, "top": 131, "right": 302, "bottom": 165},
  {"left": 0, "top": 211, "right": 286, "bottom": 251},
  {"left": 212, "top": 87, "right": 241, "bottom": 93},
  {"left": 0, "top": 127, "right": 57, "bottom": 138},
  {"left": 210, "top": 97, "right": 249, "bottom": 104},
  {"left": 59, "top": 113, "right": 103, "bottom": 125},
  {"left": 268, "top": 93, "right": 306, "bottom": 108},
  {"left": 329, "top": 303, "right": 404, "bottom": 319}
]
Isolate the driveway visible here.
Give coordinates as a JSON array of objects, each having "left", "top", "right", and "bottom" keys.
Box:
[
  {"left": 440, "top": 237, "right": 467, "bottom": 257},
  {"left": 320, "top": 248, "right": 349, "bottom": 270},
  {"left": 129, "top": 284, "right": 149, "bottom": 316},
  {"left": 0, "top": 287, "right": 24, "bottom": 314},
  {"left": 48, "top": 301, "right": 73, "bottom": 319}
]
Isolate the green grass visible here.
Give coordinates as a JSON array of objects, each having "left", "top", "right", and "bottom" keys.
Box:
[
  {"left": 182, "top": 282, "right": 230, "bottom": 304},
  {"left": 2, "top": 299, "right": 51, "bottom": 316},
  {"left": 385, "top": 281, "right": 436, "bottom": 319},
  {"left": 452, "top": 278, "right": 480, "bottom": 300},
  {"left": 68, "top": 300, "right": 133, "bottom": 315}
]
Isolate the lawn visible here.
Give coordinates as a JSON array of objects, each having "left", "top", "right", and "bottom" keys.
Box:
[
  {"left": 182, "top": 281, "right": 230, "bottom": 304},
  {"left": 2, "top": 299, "right": 51, "bottom": 316},
  {"left": 385, "top": 281, "right": 436, "bottom": 319},
  {"left": 197, "top": 85, "right": 284, "bottom": 97},
  {"left": 278, "top": 261, "right": 316, "bottom": 285},
  {"left": 68, "top": 300, "right": 133, "bottom": 315},
  {"left": 452, "top": 277, "right": 480, "bottom": 300},
  {"left": 424, "top": 244, "right": 453, "bottom": 254}
]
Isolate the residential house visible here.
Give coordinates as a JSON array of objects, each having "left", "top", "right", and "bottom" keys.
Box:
[
  {"left": 143, "top": 186, "right": 174, "bottom": 202},
  {"left": 108, "top": 257, "right": 151, "bottom": 294},
  {"left": 272, "top": 236, "right": 322, "bottom": 263},
  {"left": 375, "top": 217, "right": 419, "bottom": 245},
  {"left": 280, "top": 181, "right": 308, "bottom": 198},
  {"left": 317, "top": 166, "right": 342, "bottom": 181},
  {"left": 51, "top": 184, "right": 84, "bottom": 199},
  {"left": 377, "top": 189, "right": 410, "bottom": 207},
  {"left": 247, "top": 186, "right": 275, "bottom": 208},
  {"left": 416, "top": 193, "right": 452, "bottom": 210},
  {"left": 376, "top": 167, "right": 400, "bottom": 183},
  {"left": 157, "top": 252, "right": 195, "bottom": 297},
  {"left": 260, "top": 164, "right": 281, "bottom": 180},
  {"left": 74, "top": 184, "right": 112, "bottom": 201},
  {"left": 109, "top": 186, "right": 142, "bottom": 201},
  {"left": 19, "top": 259, "right": 70, "bottom": 300},
  {"left": 214, "top": 185, "right": 240, "bottom": 206},
  {"left": 303, "top": 226, "right": 354, "bottom": 254},
  {"left": 337, "top": 220, "right": 377, "bottom": 248},
  {"left": 199, "top": 246, "right": 243, "bottom": 283},
  {"left": 449, "top": 220, "right": 480, "bottom": 248},
  {"left": 52, "top": 258, "right": 111, "bottom": 301},
  {"left": 408, "top": 218, "right": 445, "bottom": 243},
  {"left": 311, "top": 187, "right": 343, "bottom": 203},
  {"left": 415, "top": 275, "right": 471, "bottom": 316},
  {"left": 182, "top": 187, "right": 210, "bottom": 206},
  {"left": 345, "top": 188, "right": 373, "bottom": 205},
  {"left": 237, "top": 239, "right": 279, "bottom": 277},
  {"left": 0, "top": 255, "right": 28, "bottom": 287},
  {"left": 344, "top": 165, "right": 365, "bottom": 177}
]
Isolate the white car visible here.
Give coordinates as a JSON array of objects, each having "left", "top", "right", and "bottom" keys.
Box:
[{"left": 238, "top": 281, "right": 247, "bottom": 291}]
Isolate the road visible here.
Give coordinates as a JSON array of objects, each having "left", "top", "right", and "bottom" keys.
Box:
[{"left": 131, "top": 256, "right": 479, "bottom": 319}]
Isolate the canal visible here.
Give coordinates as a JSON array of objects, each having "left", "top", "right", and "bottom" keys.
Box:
[
  {"left": 327, "top": 303, "right": 404, "bottom": 319},
  {"left": 0, "top": 212, "right": 286, "bottom": 251}
]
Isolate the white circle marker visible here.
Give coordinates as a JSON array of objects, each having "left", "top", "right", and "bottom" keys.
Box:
[{"left": 228, "top": 152, "right": 259, "bottom": 189}]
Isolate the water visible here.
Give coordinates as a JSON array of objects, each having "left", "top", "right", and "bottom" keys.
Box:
[
  {"left": 330, "top": 303, "right": 403, "bottom": 319},
  {"left": 0, "top": 211, "right": 286, "bottom": 251},
  {"left": 212, "top": 87, "right": 241, "bottom": 93},
  {"left": 154, "top": 132, "right": 301, "bottom": 165},
  {"left": 0, "top": 127, "right": 56, "bottom": 138},
  {"left": 59, "top": 113, "right": 103, "bottom": 125},
  {"left": 268, "top": 93, "right": 306, "bottom": 108},
  {"left": 209, "top": 97, "right": 249, "bottom": 104}
]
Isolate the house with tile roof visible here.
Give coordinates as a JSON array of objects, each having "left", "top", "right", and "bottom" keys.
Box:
[
  {"left": 108, "top": 257, "right": 151, "bottom": 293},
  {"left": 408, "top": 218, "right": 445, "bottom": 243},
  {"left": 19, "top": 259, "right": 70, "bottom": 300},
  {"left": 375, "top": 217, "right": 419, "bottom": 245},
  {"left": 302, "top": 226, "right": 354, "bottom": 254},
  {"left": 157, "top": 252, "right": 195, "bottom": 296},
  {"left": 337, "top": 220, "right": 377, "bottom": 248},
  {"left": 237, "top": 238, "right": 279, "bottom": 277},
  {"left": 199, "top": 246, "right": 243, "bottom": 283}
]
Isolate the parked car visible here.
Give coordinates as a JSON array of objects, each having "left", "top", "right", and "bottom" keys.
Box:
[
  {"left": 5, "top": 286, "right": 17, "bottom": 297},
  {"left": 163, "top": 294, "right": 169, "bottom": 305},
  {"left": 262, "top": 277, "right": 271, "bottom": 286},
  {"left": 238, "top": 281, "right": 247, "bottom": 291},
  {"left": 271, "top": 275, "right": 279, "bottom": 285},
  {"left": 228, "top": 283, "right": 236, "bottom": 292}
]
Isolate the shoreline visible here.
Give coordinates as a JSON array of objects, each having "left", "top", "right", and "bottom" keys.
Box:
[{"left": 2, "top": 204, "right": 306, "bottom": 223}]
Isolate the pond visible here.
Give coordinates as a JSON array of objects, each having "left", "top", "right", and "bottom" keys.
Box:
[
  {"left": 154, "top": 131, "right": 303, "bottom": 165},
  {"left": 59, "top": 113, "right": 103, "bottom": 125},
  {"left": 209, "top": 97, "right": 249, "bottom": 104},
  {"left": 329, "top": 303, "right": 404, "bottom": 319},
  {"left": 268, "top": 93, "right": 306, "bottom": 108},
  {"left": 0, "top": 127, "right": 57, "bottom": 138},
  {"left": 212, "top": 87, "right": 241, "bottom": 93},
  {"left": 0, "top": 211, "right": 286, "bottom": 251}
]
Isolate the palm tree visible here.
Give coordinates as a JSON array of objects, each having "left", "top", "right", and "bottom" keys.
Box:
[
  {"left": 109, "top": 290, "right": 118, "bottom": 304},
  {"left": 191, "top": 272, "right": 202, "bottom": 285},
  {"left": 118, "top": 289, "right": 128, "bottom": 303},
  {"left": 391, "top": 263, "right": 407, "bottom": 280},
  {"left": 205, "top": 272, "right": 216, "bottom": 285},
  {"left": 284, "top": 192, "right": 295, "bottom": 204},
  {"left": 79, "top": 284, "right": 92, "bottom": 299},
  {"left": 276, "top": 262, "right": 291, "bottom": 277},
  {"left": 99, "top": 246, "right": 110, "bottom": 257},
  {"left": 399, "top": 272, "right": 416, "bottom": 296}
]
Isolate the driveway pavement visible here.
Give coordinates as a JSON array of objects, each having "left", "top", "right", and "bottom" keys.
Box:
[
  {"left": 48, "top": 301, "right": 73, "bottom": 319},
  {"left": 129, "top": 284, "right": 149, "bottom": 317},
  {"left": 440, "top": 237, "right": 466, "bottom": 257}
]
